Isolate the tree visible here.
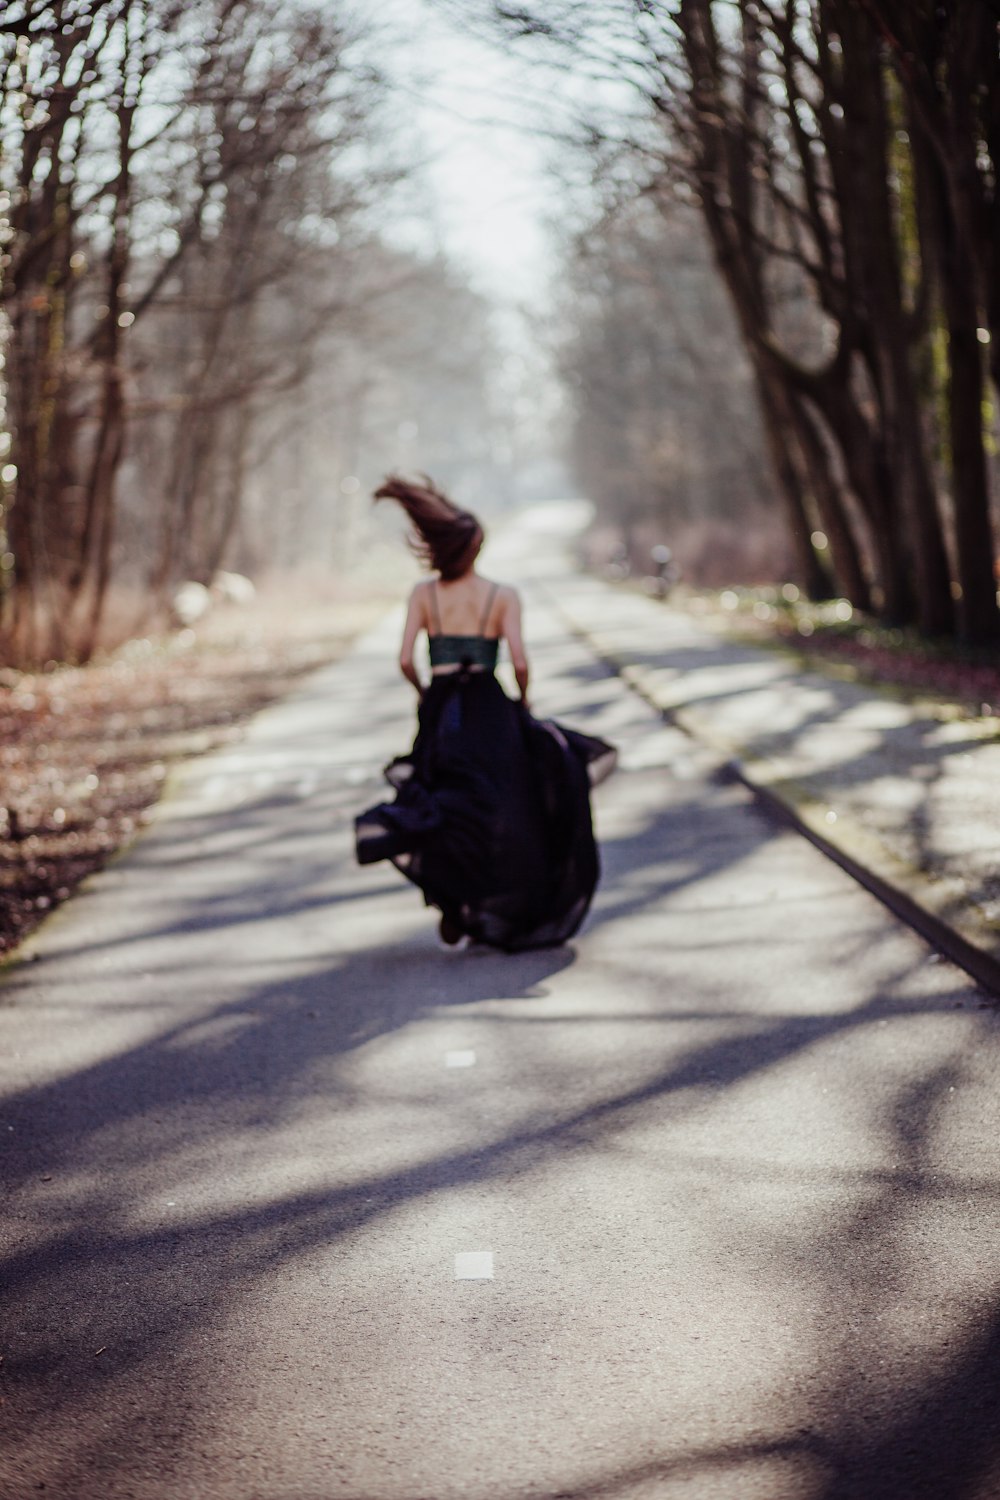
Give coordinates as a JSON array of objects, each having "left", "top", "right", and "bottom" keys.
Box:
[
  {"left": 0, "top": 0, "right": 393, "bottom": 664},
  {"left": 556, "top": 192, "right": 782, "bottom": 582},
  {"left": 485, "top": 0, "right": 1000, "bottom": 640}
]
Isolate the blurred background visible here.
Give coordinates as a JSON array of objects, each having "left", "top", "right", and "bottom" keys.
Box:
[{"left": 1, "top": 0, "right": 998, "bottom": 666}]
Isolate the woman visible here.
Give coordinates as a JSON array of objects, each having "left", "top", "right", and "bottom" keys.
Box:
[{"left": 354, "top": 475, "right": 614, "bottom": 952}]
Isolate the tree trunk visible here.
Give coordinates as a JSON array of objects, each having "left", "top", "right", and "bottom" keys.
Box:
[
  {"left": 789, "top": 392, "right": 872, "bottom": 612},
  {"left": 819, "top": 376, "right": 915, "bottom": 625},
  {"left": 77, "top": 369, "right": 125, "bottom": 662},
  {"left": 910, "top": 105, "right": 999, "bottom": 643},
  {"left": 829, "top": 6, "right": 953, "bottom": 633},
  {"left": 755, "top": 369, "right": 832, "bottom": 599},
  {"left": 939, "top": 270, "right": 999, "bottom": 643}
]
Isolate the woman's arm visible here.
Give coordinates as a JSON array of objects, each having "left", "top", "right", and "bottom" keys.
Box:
[
  {"left": 399, "top": 583, "right": 427, "bottom": 695},
  {"left": 501, "top": 587, "right": 531, "bottom": 707}
]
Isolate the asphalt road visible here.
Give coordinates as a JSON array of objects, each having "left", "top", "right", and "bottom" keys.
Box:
[{"left": 3, "top": 508, "right": 1000, "bottom": 1500}]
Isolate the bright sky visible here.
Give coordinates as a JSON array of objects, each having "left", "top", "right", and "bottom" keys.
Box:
[{"left": 378, "top": 0, "right": 566, "bottom": 305}]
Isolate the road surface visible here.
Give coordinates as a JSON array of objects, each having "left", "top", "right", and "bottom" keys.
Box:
[{"left": 2, "top": 506, "right": 1000, "bottom": 1500}]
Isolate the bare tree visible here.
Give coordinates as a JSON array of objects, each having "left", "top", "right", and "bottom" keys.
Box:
[
  {"left": 482, "top": 0, "right": 1000, "bottom": 640},
  {"left": 556, "top": 192, "right": 782, "bottom": 579},
  {"left": 0, "top": 0, "right": 394, "bottom": 664}
]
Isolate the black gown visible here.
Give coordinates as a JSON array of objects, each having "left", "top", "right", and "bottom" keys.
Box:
[{"left": 354, "top": 617, "right": 615, "bottom": 952}]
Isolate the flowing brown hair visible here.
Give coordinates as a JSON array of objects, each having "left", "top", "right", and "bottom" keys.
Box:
[{"left": 374, "top": 474, "right": 484, "bottom": 581}]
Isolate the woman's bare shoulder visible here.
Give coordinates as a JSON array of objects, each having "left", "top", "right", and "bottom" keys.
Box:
[{"left": 481, "top": 578, "right": 519, "bottom": 602}]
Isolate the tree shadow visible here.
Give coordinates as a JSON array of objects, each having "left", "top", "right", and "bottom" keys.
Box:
[
  {"left": 559, "top": 593, "right": 1000, "bottom": 942},
  {"left": 4, "top": 589, "right": 1000, "bottom": 1496},
  {"left": 3, "top": 901, "right": 997, "bottom": 1496}
]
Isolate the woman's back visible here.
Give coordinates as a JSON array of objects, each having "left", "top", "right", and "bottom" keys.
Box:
[{"left": 425, "top": 574, "right": 505, "bottom": 638}]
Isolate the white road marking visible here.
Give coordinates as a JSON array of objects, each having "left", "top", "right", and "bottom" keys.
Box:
[
  {"left": 455, "top": 1251, "right": 494, "bottom": 1280},
  {"left": 445, "top": 1050, "right": 477, "bottom": 1068}
]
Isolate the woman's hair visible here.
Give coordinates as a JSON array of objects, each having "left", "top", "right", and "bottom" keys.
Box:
[{"left": 374, "top": 474, "right": 483, "bottom": 581}]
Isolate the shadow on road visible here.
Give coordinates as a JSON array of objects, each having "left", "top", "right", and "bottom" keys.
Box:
[
  {"left": 3, "top": 912, "right": 999, "bottom": 1497},
  {"left": 3, "top": 613, "right": 1000, "bottom": 1498}
]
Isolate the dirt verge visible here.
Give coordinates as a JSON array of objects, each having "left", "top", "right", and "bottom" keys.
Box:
[{"left": 0, "top": 585, "right": 389, "bottom": 960}]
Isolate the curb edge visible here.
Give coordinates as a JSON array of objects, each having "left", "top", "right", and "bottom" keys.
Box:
[{"left": 558, "top": 597, "right": 1000, "bottom": 1001}]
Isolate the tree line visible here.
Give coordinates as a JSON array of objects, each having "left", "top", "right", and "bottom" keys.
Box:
[
  {"left": 0, "top": 0, "right": 503, "bottom": 667},
  {"left": 495, "top": 0, "right": 1000, "bottom": 643},
  {"left": 556, "top": 193, "right": 783, "bottom": 586}
]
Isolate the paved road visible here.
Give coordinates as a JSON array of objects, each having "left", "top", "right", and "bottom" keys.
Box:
[{"left": 3, "top": 509, "right": 1000, "bottom": 1500}]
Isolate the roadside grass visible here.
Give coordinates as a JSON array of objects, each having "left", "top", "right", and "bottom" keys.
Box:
[{"left": 652, "top": 581, "right": 1000, "bottom": 720}]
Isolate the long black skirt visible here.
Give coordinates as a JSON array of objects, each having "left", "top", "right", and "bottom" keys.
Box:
[{"left": 354, "top": 670, "right": 615, "bottom": 951}]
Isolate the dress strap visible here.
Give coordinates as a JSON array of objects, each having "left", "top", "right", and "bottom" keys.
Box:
[
  {"left": 478, "top": 582, "right": 500, "bottom": 634},
  {"left": 428, "top": 581, "right": 443, "bottom": 636}
]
